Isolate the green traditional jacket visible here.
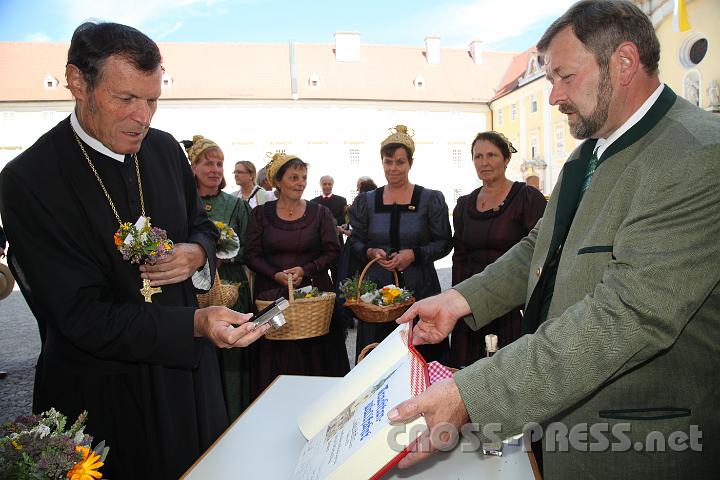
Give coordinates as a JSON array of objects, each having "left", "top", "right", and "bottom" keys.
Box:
[
  {"left": 453, "top": 87, "right": 720, "bottom": 478},
  {"left": 202, "top": 191, "right": 251, "bottom": 313}
]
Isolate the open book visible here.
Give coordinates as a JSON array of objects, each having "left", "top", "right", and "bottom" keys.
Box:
[{"left": 291, "top": 323, "right": 429, "bottom": 480}]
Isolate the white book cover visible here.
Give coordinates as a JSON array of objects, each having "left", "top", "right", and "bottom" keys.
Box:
[{"left": 291, "top": 324, "right": 428, "bottom": 480}]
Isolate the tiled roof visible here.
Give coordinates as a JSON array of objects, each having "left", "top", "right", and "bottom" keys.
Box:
[
  {"left": 1, "top": 41, "right": 516, "bottom": 103},
  {"left": 491, "top": 47, "right": 537, "bottom": 101}
]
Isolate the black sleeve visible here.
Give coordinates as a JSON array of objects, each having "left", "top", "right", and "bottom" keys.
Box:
[{"left": 0, "top": 164, "right": 198, "bottom": 369}]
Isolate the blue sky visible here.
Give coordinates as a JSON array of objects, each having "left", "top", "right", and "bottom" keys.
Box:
[{"left": 0, "top": 0, "right": 577, "bottom": 51}]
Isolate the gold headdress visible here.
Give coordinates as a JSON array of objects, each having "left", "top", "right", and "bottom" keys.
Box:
[
  {"left": 184, "top": 135, "right": 220, "bottom": 164},
  {"left": 265, "top": 152, "right": 300, "bottom": 188},
  {"left": 381, "top": 125, "right": 415, "bottom": 154}
]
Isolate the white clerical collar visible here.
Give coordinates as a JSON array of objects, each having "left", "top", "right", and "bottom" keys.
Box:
[
  {"left": 70, "top": 109, "right": 125, "bottom": 162},
  {"left": 595, "top": 83, "right": 664, "bottom": 159}
]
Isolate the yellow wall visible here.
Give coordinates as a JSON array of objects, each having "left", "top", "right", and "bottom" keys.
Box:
[
  {"left": 491, "top": 77, "right": 580, "bottom": 193},
  {"left": 655, "top": 0, "right": 720, "bottom": 109}
]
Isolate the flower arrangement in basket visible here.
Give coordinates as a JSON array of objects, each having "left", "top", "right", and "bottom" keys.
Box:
[
  {"left": 256, "top": 273, "right": 335, "bottom": 340},
  {"left": 0, "top": 408, "right": 109, "bottom": 480},
  {"left": 340, "top": 257, "right": 415, "bottom": 323},
  {"left": 197, "top": 221, "right": 241, "bottom": 308}
]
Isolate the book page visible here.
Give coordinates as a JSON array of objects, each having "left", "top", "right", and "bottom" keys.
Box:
[
  {"left": 297, "top": 323, "right": 410, "bottom": 439},
  {"left": 291, "top": 353, "right": 425, "bottom": 480}
]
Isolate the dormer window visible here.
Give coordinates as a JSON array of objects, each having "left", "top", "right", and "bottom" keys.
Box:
[
  {"left": 308, "top": 73, "right": 320, "bottom": 87},
  {"left": 414, "top": 75, "right": 425, "bottom": 89},
  {"left": 44, "top": 74, "right": 59, "bottom": 90},
  {"left": 162, "top": 72, "right": 173, "bottom": 88}
]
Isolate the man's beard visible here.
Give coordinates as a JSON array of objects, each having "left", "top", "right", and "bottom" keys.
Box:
[{"left": 560, "top": 68, "right": 613, "bottom": 139}]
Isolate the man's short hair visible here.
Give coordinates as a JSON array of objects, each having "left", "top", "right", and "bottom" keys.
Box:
[
  {"left": 320, "top": 175, "right": 334, "bottom": 184},
  {"left": 537, "top": 0, "right": 660, "bottom": 75},
  {"left": 67, "top": 22, "right": 162, "bottom": 91}
]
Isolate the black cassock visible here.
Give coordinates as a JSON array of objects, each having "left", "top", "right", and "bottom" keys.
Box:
[{"left": 0, "top": 118, "right": 226, "bottom": 479}]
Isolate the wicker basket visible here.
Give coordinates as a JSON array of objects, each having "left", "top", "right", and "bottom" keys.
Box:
[
  {"left": 197, "top": 270, "right": 240, "bottom": 308},
  {"left": 344, "top": 257, "right": 415, "bottom": 324},
  {"left": 255, "top": 273, "right": 335, "bottom": 340}
]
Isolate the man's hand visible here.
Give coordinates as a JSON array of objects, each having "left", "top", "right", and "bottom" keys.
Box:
[
  {"left": 396, "top": 289, "right": 471, "bottom": 346},
  {"left": 140, "top": 243, "right": 206, "bottom": 286},
  {"left": 388, "top": 378, "right": 470, "bottom": 469},
  {"left": 193, "top": 306, "right": 270, "bottom": 348}
]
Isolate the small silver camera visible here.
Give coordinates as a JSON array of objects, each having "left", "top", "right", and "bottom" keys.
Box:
[{"left": 250, "top": 297, "right": 289, "bottom": 330}]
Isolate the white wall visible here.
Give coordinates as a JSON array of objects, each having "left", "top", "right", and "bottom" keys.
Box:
[{"left": 0, "top": 99, "right": 489, "bottom": 212}]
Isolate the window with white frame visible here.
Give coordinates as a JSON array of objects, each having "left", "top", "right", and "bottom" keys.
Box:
[
  {"left": 348, "top": 147, "right": 360, "bottom": 167},
  {"left": 451, "top": 147, "right": 463, "bottom": 168},
  {"left": 43, "top": 111, "right": 54, "bottom": 122},
  {"left": 510, "top": 103, "right": 517, "bottom": 120},
  {"left": 530, "top": 131, "right": 539, "bottom": 160},
  {"left": 530, "top": 95, "right": 538, "bottom": 113},
  {"left": 497, "top": 108, "right": 503, "bottom": 126}
]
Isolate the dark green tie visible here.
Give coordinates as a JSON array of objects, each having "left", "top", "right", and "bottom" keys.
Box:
[{"left": 578, "top": 149, "right": 599, "bottom": 203}]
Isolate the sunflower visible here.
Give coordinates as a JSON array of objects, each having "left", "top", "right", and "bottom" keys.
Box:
[{"left": 67, "top": 445, "right": 104, "bottom": 480}]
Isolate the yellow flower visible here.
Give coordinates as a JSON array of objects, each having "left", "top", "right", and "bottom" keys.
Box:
[
  {"left": 67, "top": 446, "right": 104, "bottom": 480},
  {"left": 11, "top": 440, "right": 22, "bottom": 450}
]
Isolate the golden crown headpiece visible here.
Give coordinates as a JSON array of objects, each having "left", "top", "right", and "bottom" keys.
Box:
[
  {"left": 265, "top": 151, "right": 300, "bottom": 188},
  {"left": 184, "top": 135, "right": 220, "bottom": 164},
  {"left": 381, "top": 124, "right": 415, "bottom": 154}
]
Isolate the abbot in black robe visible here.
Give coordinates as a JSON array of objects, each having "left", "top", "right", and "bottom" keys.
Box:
[{"left": 0, "top": 117, "right": 226, "bottom": 479}]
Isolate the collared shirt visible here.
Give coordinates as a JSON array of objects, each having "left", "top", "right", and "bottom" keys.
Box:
[
  {"left": 70, "top": 110, "right": 125, "bottom": 162},
  {"left": 595, "top": 84, "right": 665, "bottom": 159}
]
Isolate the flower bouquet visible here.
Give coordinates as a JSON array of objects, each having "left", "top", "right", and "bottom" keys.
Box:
[
  {"left": 293, "top": 285, "right": 323, "bottom": 300},
  {"left": 196, "top": 221, "right": 241, "bottom": 308},
  {"left": 213, "top": 221, "right": 240, "bottom": 260},
  {"left": 114, "top": 215, "right": 173, "bottom": 265},
  {"left": 0, "top": 408, "right": 109, "bottom": 480},
  {"left": 340, "top": 258, "right": 415, "bottom": 323},
  {"left": 114, "top": 216, "right": 174, "bottom": 302}
]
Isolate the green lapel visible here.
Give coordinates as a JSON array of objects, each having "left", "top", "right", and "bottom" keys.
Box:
[
  {"left": 598, "top": 85, "right": 677, "bottom": 164},
  {"left": 521, "top": 85, "right": 678, "bottom": 334},
  {"left": 546, "top": 140, "right": 597, "bottom": 258},
  {"left": 522, "top": 140, "right": 596, "bottom": 335}
]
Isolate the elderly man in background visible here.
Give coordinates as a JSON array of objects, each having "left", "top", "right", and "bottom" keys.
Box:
[
  {"left": 0, "top": 22, "right": 268, "bottom": 479},
  {"left": 389, "top": 1, "right": 720, "bottom": 478}
]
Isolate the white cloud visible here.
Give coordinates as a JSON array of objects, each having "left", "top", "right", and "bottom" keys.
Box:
[
  {"left": 411, "top": 0, "right": 577, "bottom": 48},
  {"left": 156, "top": 21, "right": 184, "bottom": 40},
  {"left": 23, "top": 32, "right": 53, "bottom": 42},
  {"left": 62, "top": 0, "right": 242, "bottom": 37}
]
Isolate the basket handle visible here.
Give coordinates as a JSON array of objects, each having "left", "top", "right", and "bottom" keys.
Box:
[
  {"left": 287, "top": 272, "right": 295, "bottom": 304},
  {"left": 356, "top": 256, "right": 400, "bottom": 301}
]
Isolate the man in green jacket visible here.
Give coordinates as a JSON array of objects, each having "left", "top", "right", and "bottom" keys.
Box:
[{"left": 389, "top": 1, "right": 719, "bottom": 478}]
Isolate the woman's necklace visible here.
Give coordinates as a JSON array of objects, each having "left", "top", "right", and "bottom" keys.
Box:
[
  {"left": 479, "top": 181, "right": 511, "bottom": 212},
  {"left": 72, "top": 129, "right": 164, "bottom": 302},
  {"left": 279, "top": 199, "right": 302, "bottom": 217}
]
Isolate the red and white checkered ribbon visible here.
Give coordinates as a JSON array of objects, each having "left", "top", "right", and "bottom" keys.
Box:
[{"left": 427, "top": 361, "right": 454, "bottom": 384}]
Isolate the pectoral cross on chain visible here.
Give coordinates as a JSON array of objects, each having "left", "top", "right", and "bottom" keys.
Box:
[{"left": 140, "top": 279, "right": 162, "bottom": 303}]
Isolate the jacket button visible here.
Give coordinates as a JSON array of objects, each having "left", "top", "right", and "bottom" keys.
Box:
[{"left": 535, "top": 267, "right": 542, "bottom": 277}]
